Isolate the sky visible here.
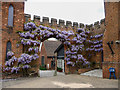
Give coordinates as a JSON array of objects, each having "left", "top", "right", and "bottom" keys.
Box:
[{"left": 24, "top": 0, "right": 105, "bottom": 25}]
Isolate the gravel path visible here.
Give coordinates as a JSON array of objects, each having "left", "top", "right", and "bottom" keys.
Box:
[{"left": 1, "top": 74, "right": 118, "bottom": 88}]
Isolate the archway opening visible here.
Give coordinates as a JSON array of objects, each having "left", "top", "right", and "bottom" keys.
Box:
[{"left": 39, "top": 37, "right": 66, "bottom": 75}]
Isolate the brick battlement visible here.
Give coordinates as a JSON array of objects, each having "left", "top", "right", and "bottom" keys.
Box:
[{"left": 24, "top": 14, "right": 105, "bottom": 31}]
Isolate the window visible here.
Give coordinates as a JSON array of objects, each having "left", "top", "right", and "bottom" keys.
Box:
[
  {"left": 6, "top": 41, "right": 11, "bottom": 61},
  {"left": 41, "top": 56, "right": 44, "bottom": 66},
  {"left": 8, "top": 5, "right": 14, "bottom": 26}
]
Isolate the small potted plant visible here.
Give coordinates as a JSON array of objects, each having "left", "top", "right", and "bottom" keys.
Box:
[{"left": 57, "top": 67, "right": 63, "bottom": 72}]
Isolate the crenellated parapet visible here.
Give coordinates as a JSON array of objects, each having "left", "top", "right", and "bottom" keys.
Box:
[
  {"left": 51, "top": 18, "right": 57, "bottom": 26},
  {"left": 34, "top": 15, "right": 40, "bottom": 25},
  {"left": 24, "top": 14, "right": 105, "bottom": 33},
  {"left": 24, "top": 14, "right": 31, "bottom": 22}
]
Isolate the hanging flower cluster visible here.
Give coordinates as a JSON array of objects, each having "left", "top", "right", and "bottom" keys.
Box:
[
  {"left": 18, "top": 53, "right": 39, "bottom": 64},
  {"left": 7, "top": 51, "right": 14, "bottom": 58},
  {"left": 5, "top": 56, "right": 17, "bottom": 67},
  {"left": 3, "top": 51, "right": 20, "bottom": 74},
  {"left": 11, "top": 67, "right": 20, "bottom": 74},
  {"left": 20, "top": 39, "right": 40, "bottom": 46},
  {"left": 86, "top": 34, "right": 103, "bottom": 52},
  {"left": 90, "top": 34, "right": 103, "bottom": 39},
  {"left": 65, "top": 28, "right": 91, "bottom": 68}
]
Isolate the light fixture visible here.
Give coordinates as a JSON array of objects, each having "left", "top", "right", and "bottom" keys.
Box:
[{"left": 115, "top": 40, "right": 120, "bottom": 44}]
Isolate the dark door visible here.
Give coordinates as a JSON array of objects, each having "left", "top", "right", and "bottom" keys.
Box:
[
  {"left": 41, "top": 56, "right": 44, "bottom": 66},
  {"left": 101, "top": 50, "right": 104, "bottom": 62}
]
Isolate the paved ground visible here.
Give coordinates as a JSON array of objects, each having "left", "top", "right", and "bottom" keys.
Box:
[
  {"left": 80, "top": 69, "right": 103, "bottom": 78},
  {"left": 1, "top": 74, "right": 118, "bottom": 88}
]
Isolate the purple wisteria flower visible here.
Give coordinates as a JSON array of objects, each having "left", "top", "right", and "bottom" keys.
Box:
[
  {"left": 71, "top": 52, "right": 77, "bottom": 55},
  {"left": 90, "top": 36, "right": 94, "bottom": 39},
  {"left": 65, "top": 57, "right": 70, "bottom": 61},
  {"left": 77, "top": 28, "right": 84, "bottom": 33},
  {"left": 94, "top": 44, "right": 102, "bottom": 48},
  {"left": 90, "top": 34, "right": 103, "bottom": 39},
  {"left": 94, "top": 48, "right": 103, "bottom": 52},
  {"left": 83, "top": 61, "right": 90, "bottom": 66},
  {"left": 64, "top": 41, "right": 71, "bottom": 46},
  {"left": 88, "top": 40, "right": 92, "bottom": 43},
  {"left": 91, "top": 45, "right": 94, "bottom": 48},
  {"left": 11, "top": 67, "right": 20, "bottom": 73},
  {"left": 76, "top": 34, "right": 81, "bottom": 39},
  {"left": 27, "top": 40, "right": 31, "bottom": 45},
  {"left": 22, "top": 65, "right": 31, "bottom": 69},
  {"left": 39, "top": 25, "right": 44, "bottom": 29},
  {"left": 80, "top": 32, "right": 86, "bottom": 37},
  {"left": 34, "top": 54, "right": 39, "bottom": 59},
  {"left": 66, "top": 38, "right": 71, "bottom": 41},
  {"left": 30, "top": 34, "right": 35, "bottom": 38},
  {"left": 67, "top": 31, "right": 74, "bottom": 36},
  {"left": 85, "top": 31, "right": 90, "bottom": 34},
  {"left": 66, "top": 54, "right": 71, "bottom": 57},
  {"left": 67, "top": 61, "right": 73, "bottom": 65},
  {"left": 4, "top": 67, "right": 11, "bottom": 71},
  {"left": 18, "top": 57, "right": 24, "bottom": 63},
  {"left": 92, "top": 40, "right": 100, "bottom": 44},
  {"left": 34, "top": 47, "right": 39, "bottom": 53},
  {"left": 76, "top": 40, "right": 83, "bottom": 44},
  {"left": 21, "top": 39, "right": 40, "bottom": 46},
  {"left": 62, "top": 31, "right": 68, "bottom": 35},
  {"left": 71, "top": 55, "right": 77, "bottom": 59},
  {"left": 24, "top": 22, "right": 37, "bottom": 31},
  {"left": 77, "top": 54, "right": 84, "bottom": 60},
  {"left": 72, "top": 37, "right": 77, "bottom": 42},
  {"left": 71, "top": 45, "right": 79, "bottom": 52},
  {"left": 5, "top": 61, "right": 10, "bottom": 66},
  {"left": 94, "top": 34, "right": 103, "bottom": 39},
  {"left": 11, "top": 56, "right": 17, "bottom": 62},
  {"left": 66, "top": 50, "right": 71, "bottom": 54},
  {"left": 32, "top": 54, "right": 39, "bottom": 60},
  {"left": 99, "top": 40, "right": 103, "bottom": 43},
  {"left": 18, "top": 53, "right": 37, "bottom": 64},
  {"left": 89, "top": 48, "right": 95, "bottom": 51},
  {"left": 7, "top": 51, "right": 14, "bottom": 58},
  {"left": 28, "top": 47, "right": 33, "bottom": 52},
  {"left": 86, "top": 48, "right": 90, "bottom": 51}
]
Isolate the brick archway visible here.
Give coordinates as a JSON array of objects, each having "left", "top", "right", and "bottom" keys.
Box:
[{"left": 40, "top": 38, "right": 69, "bottom": 74}]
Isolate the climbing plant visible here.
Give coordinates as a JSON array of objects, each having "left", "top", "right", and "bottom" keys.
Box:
[{"left": 2, "top": 21, "right": 103, "bottom": 74}]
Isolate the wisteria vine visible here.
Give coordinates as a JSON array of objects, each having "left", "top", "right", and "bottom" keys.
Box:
[{"left": 3, "top": 21, "right": 103, "bottom": 74}]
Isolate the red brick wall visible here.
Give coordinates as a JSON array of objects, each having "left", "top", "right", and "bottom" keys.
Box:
[
  {"left": 2, "top": 2, "right": 24, "bottom": 66},
  {"left": 1, "top": 1, "right": 107, "bottom": 76},
  {"left": 103, "top": 2, "right": 120, "bottom": 78},
  {"left": 40, "top": 42, "right": 47, "bottom": 66},
  {"left": 118, "top": 2, "right": 120, "bottom": 78},
  {"left": 64, "top": 45, "right": 69, "bottom": 74},
  {"left": 90, "top": 52, "right": 102, "bottom": 69},
  {"left": 47, "top": 58, "right": 53, "bottom": 69},
  {"left": 40, "top": 42, "right": 55, "bottom": 69},
  {"left": 0, "top": 1, "right": 2, "bottom": 65}
]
